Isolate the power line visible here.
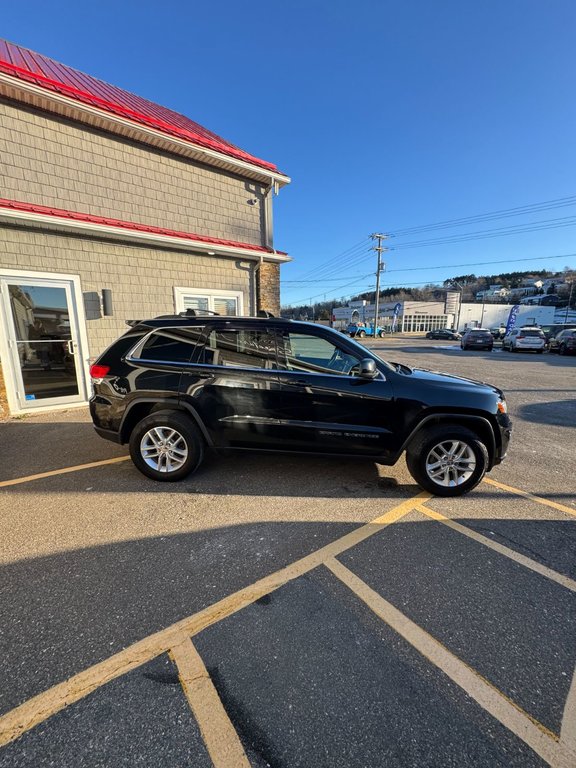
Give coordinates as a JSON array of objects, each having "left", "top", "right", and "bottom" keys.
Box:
[
  {"left": 293, "top": 237, "right": 371, "bottom": 281},
  {"left": 281, "top": 252, "right": 576, "bottom": 304},
  {"left": 388, "top": 195, "right": 576, "bottom": 237},
  {"left": 284, "top": 195, "right": 576, "bottom": 293},
  {"left": 389, "top": 215, "right": 576, "bottom": 250}
]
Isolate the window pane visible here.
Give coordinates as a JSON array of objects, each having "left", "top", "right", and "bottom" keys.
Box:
[
  {"left": 199, "top": 329, "right": 277, "bottom": 368},
  {"left": 139, "top": 329, "right": 202, "bottom": 363},
  {"left": 281, "top": 332, "right": 361, "bottom": 375},
  {"left": 213, "top": 297, "right": 238, "bottom": 316},
  {"left": 183, "top": 296, "right": 209, "bottom": 312}
]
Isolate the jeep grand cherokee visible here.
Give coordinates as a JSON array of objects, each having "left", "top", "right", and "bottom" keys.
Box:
[{"left": 90, "top": 315, "right": 512, "bottom": 497}]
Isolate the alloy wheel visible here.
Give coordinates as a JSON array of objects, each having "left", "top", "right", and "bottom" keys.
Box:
[
  {"left": 140, "top": 426, "right": 189, "bottom": 473},
  {"left": 425, "top": 439, "right": 477, "bottom": 487}
]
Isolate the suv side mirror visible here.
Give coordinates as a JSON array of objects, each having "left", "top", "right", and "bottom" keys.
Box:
[{"left": 359, "top": 358, "right": 378, "bottom": 379}]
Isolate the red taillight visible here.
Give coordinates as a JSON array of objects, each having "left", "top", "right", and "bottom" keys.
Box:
[
  {"left": 89, "top": 364, "right": 110, "bottom": 379},
  {"left": 517, "top": 335, "right": 524, "bottom": 340}
]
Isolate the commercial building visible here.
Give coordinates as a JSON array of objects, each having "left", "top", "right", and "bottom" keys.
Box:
[
  {"left": 0, "top": 39, "right": 290, "bottom": 416},
  {"left": 332, "top": 298, "right": 556, "bottom": 333}
]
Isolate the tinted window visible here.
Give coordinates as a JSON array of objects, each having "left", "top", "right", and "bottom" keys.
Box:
[
  {"left": 198, "top": 329, "right": 278, "bottom": 369},
  {"left": 278, "top": 332, "right": 362, "bottom": 375},
  {"left": 139, "top": 328, "right": 203, "bottom": 363},
  {"left": 520, "top": 330, "right": 545, "bottom": 337}
]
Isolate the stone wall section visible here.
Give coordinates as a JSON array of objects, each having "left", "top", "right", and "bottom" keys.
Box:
[
  {"left": 0, "top": 100, "right": 266, "bottom": 247},
  {"left": 257, "top": 262, "right": 280, "bottom": 316}
]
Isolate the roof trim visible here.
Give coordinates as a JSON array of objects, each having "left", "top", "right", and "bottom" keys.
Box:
[
  {"left": 0, "top": 42, "right": 289, "bottom": 176},
  {"left": 0, "top": 199, "right": 290, "bottom": 263},
  {"left": 0, "top": 72, "right": 290, "bottom": 187}
]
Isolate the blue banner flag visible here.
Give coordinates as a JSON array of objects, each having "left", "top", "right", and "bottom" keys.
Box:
[
  {"left": 505, "top": 305, "right": 520, "bottom": 335},
  {"left": 391, "top": 303, "right": 402, "bottom": 331}
]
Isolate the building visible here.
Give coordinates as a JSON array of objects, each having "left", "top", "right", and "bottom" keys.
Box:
[
  {"left": 0, "top": 40, "right": 290, "bottom": 416},
  {"left": 332, "top": 298, "right": 556, "bottom": 333},
  {"left": 332, "top": 300, "right": 451, "bottom": 333}
]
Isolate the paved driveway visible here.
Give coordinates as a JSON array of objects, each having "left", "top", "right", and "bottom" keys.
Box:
[{"left": 0, "top": 339, "right": 575, "bottom": 767}]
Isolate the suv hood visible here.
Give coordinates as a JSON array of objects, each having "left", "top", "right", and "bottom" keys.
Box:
[{"left": 392, "top": 364, "right": 503, "bottom": 397}]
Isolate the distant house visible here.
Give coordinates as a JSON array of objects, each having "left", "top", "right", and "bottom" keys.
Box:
[
  {"left": 0, "top": 39, "right": 290, "bottom": 415},
  {"left": 475, "top": 286, "right": 510, "bottom": 301}
]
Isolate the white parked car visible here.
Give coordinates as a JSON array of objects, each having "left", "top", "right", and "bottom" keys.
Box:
[{"left": 502, "top": 327, "right": 546, "bottom": 353}]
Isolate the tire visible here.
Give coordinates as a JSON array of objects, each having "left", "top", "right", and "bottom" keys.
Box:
[
  {"left": 379, "top": 330, "right": 386, "bottom": 338},
  {"left": 559, "top": 344, "right": 567, "bottom": 356},
  {"left": 405, "top": 425, "right": 489, "bottom": 497},
  {"left": 537, "top": 349, "right": 544, "bottom": 354},
  {"left": 129, "top": 410, "right": 204, "bottom": 482},
  {"left": 358, "top": 330, "right": 366, "bottom": 338}
]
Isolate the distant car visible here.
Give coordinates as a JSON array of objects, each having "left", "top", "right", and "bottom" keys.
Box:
[
  {"left": 548, "top": 328, "right": 576, "bottom": 355},
  {"left": 489, "top": 327, "right": 507, "bottom": 340},
  {"left": 346, "top": 323, "right": 386, "bottom": 338},
  {"left": 460, "top": 329, "right": 494, "bottom": 351},
  {"left": 502, "top": 327, "right": 546, "bottom": 353},
  {"left": 540, "top": 323, "right": 576, "bottom": 342},
  {"left": 425, "top": 329, "right": 461, "bottom": 340}
]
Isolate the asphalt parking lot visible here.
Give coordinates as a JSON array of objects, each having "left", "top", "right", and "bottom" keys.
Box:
[{"left": 0, "top": 337, "right": 575, "bottom": 767}]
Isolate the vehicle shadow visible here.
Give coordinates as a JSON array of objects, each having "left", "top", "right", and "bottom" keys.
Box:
[
  {"left": 1, "top": 516, "right": 575, "bottom": 722},
  {"left": 0, "top": 415, "right": 427, "bottom": 497}
]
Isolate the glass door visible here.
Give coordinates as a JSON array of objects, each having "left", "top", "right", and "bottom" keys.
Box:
[{"left": 1, "top": 278, "right": 86, "bottom": 409}]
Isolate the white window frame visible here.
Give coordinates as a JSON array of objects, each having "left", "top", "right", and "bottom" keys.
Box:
[{"left": 174, "top": 287, "right": 244, "bottom": 316}]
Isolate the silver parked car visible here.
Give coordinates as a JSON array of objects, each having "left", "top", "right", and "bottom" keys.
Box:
[{"left": 502, "top": 327, "right": 546, "bottom": 353}]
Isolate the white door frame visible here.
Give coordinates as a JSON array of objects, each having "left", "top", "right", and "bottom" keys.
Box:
[{"left": 0, "top": 268, "right": 90, "bottom": 415}]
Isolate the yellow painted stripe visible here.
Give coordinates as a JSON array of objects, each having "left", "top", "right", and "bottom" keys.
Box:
[
  {"left": 560, "top": 666, "right": 576, "bottom": 756},
  {"left": 483, "top": 477, "right": 576, "bottom": 517},
  {"left": 0, "top": 491, "right": 428, "bottom": 747},
  {"left": 415, "top": 504, "right": 576, "bottom": 593},
  {"left": 170, "top": 639, "right": 250, "bottom": 768},
  {"left": 0, "top": 456, "right": 130, "bottom": 488},
  {"left": 325, "top": 557, "right": 576, "bottom": 768}
]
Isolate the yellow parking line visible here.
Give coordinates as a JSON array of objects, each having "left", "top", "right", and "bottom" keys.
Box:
[
  {"left": 0, "top": 457, "right": 130, "bottom": 488},
  {"left": 415, "top": 504, "right": 576, "bottom": 593},
  {"left": 170, "top": 638, "right": 250, "bottom": 768},
  {"left": 483, "top": 477, "right": 576, "bottom": 518},
  {"left": 325, "top": 557, "right": 576, "bottom": 768},
  {"left": 560, "top": 667, "right": 576, "bottom": 759},
  {"left": 0, "top": 491, "right": 429, "bottom": 748}
]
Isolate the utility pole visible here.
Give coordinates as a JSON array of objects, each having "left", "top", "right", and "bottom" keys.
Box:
[{"left": 370, "top": 233, "right": 388, "bottom": 333}]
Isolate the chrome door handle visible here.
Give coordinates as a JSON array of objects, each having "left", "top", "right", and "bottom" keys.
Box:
[{"left": 67, "top": 340, "right": 75, "bottom": 355}]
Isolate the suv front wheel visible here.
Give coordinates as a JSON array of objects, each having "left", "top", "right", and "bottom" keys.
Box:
[
  {"left": 406, "top": 425, "right": 489, "bottom": 497},
  {"left": 129, "top": 410, "right": 204, "bottom": 481}
]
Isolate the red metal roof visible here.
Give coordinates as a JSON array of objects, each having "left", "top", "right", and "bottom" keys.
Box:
[
  {"left": 0, "top": 198, "right": 286, "bottom": 256},
  {"left": 0, "top": 39, "right": 279, "bottom": 173}
]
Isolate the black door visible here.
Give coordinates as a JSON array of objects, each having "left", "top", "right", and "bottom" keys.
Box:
[
  {"left": 179, "top": 324, "right": 284, "bottom": 449},
  {"left": 272, "top": 328, "right": 396, "bottom": 456}
]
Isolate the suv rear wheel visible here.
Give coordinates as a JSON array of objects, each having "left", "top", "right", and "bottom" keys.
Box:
[
  {"left": 406, "top": 425, "right": 489, "bottom": 497},
  {"left": 129, "top": 410, "right": 204, "bottom": 481}
]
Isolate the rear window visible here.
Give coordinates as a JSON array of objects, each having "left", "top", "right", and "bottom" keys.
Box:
[
  {"left": 520, "top": 330, "right": 545, "bottom": 337},
  {"left": 137, "top": 327, "right": 205, "bottom": 363},
  {"left": 469, "top": 330, "right": 490, "bottom": 336},
  {"left": 97, "top": 331, "right": 146, "bottom": 365}
]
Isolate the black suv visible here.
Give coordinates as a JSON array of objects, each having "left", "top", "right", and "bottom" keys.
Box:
[{"left": 90, "top": 315, "right": 511, "bottom": 497}]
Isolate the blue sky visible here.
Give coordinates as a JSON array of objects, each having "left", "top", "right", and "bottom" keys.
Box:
[{"left": 4, "top": 1, "right": 576, "bottom": 306}]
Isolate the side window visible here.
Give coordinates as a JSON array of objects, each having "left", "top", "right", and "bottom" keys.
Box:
[
  {"left": 197, "top": 329, "right": 278, "bottom": 369},
  {"left": 138, "top": 328, "right": 204, "bottom": 363},
  {"left": 278, "top": 332, "right": 361, "bottom": 375}
]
